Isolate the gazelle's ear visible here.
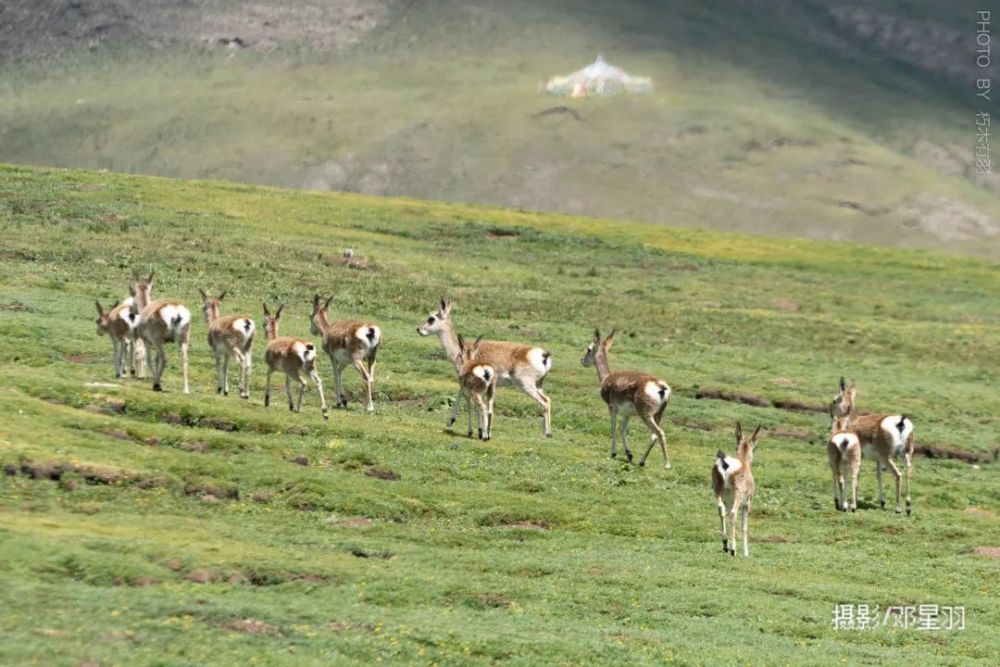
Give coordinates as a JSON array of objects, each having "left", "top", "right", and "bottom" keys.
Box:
[
  {"left": 275, "top": 304, "right": 284, "bottom": 319},
  {"left": 312, "top": 294, "right": 320, "bottom": 309},
  {"left": 735, "top": 422, "right": 743, "bottom": 446},
  {"left": 95, "top": 299, "right": 104, "bottom": 315},
  {"left": 324, "top": 295, "right": 333, "bottom": 310},
  {"left": 440, "top": 298, "right": 452, "bottom": 316},
  {"left": 839, "top": 376, "right": 846, "bottom": 392},
  {"left": 471, "top": 335, "right": 484, "bottom": 356},
  {"left": 593, "top": 327, "right": 601, "bottom": 342},
  {"left": 111, "top": 300, "right": 118, "bottom": 309},
  {"left": 147, "top": 271, "right": 154, "bottom": 283},
  {"left": 218, "top": 290, "right": 226, "bottom": 301},
  {"left": 849, "top": 378, "right": 856, "bottom": 389},
  {"left": 603, "top": 329, "right": 617, "bottom": 347},
  {"left": 456, "top": 333, "right": 465, "bottom": 353},
  {"left": 751, "top": 425, "right": 763, "bottom": 445},
  {"left": 263, "top": 302, "right": 270, "bottom": 317},
  {"left": 198, "top": 288, "right": 208, "bottom": 300}
]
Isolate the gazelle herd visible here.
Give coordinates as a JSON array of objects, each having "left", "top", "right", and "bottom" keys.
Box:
[{"left": 93, "top": 276, "right": 919, "bottom": 557}]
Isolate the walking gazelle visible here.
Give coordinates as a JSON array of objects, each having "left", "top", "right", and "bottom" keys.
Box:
[
  {"left": 309, "top": 295, "right": 381, "bottom": 412},
  {"left": 456, "top": 335, "right": 497, "bottom": 440},
  {"left": 580, "top": 328, "right": 672, "bottom": 468},
  {"left": 131, "top": 272, "right": 191, "bottom": 393},
  {"left": 199, "top": 289, "right": 255, "bottom": 399},
  {"left": 712, "top": 423, "right": 761, "bottom": 557},
  {"left": 94, "top": 298, "right": 143, "bottom": 378},
  {"left": 262, "top": 303, "right": 328, "bottom": 419},
  {"left": 829, "top": 378, "right": 915, "bottom": 514},
  {"left": 418, "top": 298, "right": 553, "bottom": 436}
]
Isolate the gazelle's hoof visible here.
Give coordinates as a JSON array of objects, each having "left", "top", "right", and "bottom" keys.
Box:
[
  {"left": 129, "top": 370, "right": 136, "bottom": 377},
  {"left": 729, "top": 548, "right": 736, "bottom": 557},
  {"left": 365, "top": 405, "right": 374, "bottom": 414},
  {"left": 880, "top": 500, "right": 886, "bottom": 509},
  {"left": 851, "top": 506, "right": 856, "bottom": 513},
  {"left": 639, "top": 460, "right": 646, "bottom": 468},
  {"left": 322, "top": 410, "right": 329, "bottom": 421},
  {"left": 447, "top": 418, "right": 456, "bottom": 427},
  {"left": 152, "top": 383, "right": 162, "bottom": 392},
  {"left": 545, "top": 432, "right": 552, "bottom": 438},
  {"left": 895, "top": 506, "right": 903, "bottom": 514},
  {"left": 610, "top": 452, "right": 617, "bottom": 459},
  {"left": 217, "top": 387, "right": 223, "bottom": 395},
  {"left": 664, "top": 462, "right": 672, "bottom": 470},
  {"left": 626, "top": 452, "right": 634, "bottom": 463}
]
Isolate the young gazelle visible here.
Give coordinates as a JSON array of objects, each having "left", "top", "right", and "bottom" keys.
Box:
[
  {"left": 580, "top": 329, "right": 672, "bottom": 468},
  {"left": 309, "top": 295, "right": 381, "bottom": 412},
  {"left": 262, "top": 303, "right": 328, "bottom": 419},
  {"left": 456, "top": 335, "right": 497, "bottom": 440},
  {"left": 199, "top": 289, "right": 255, "bottom": 399},
  {"left": 417, "top": 298, "right": 553, "bottom": 436},
  {"left": 829, "top": 378, "right": 915, "bottom": 514},
  {"left": 712, "top": 423, "right": 761, "bottom": 557},
  {"left": 95, "top": 299, "right": 142, "bottom": 378},
  {"left": 827, "top": 415, "right": 862, "bottom": 512},
  {"left": 131, "top": 272, "right": 191, "bottom": 394}
]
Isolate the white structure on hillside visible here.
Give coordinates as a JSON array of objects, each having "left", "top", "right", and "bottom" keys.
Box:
[{"left": 543, "top": 55, "right": 652, "bottom": 98}]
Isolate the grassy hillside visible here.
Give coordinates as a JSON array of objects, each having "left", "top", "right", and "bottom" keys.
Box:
[
  {"left": 0, "top": 164, "right": 998, "bottom": 665},
  {"left": 1, "top": 0, "right": 997, "bottom": 257}
]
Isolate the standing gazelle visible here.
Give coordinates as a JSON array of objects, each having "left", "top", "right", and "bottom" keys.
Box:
[
  {"left": 95, "top": 298, "right": 142, "bottom": 378},
  {"left": 712, "top": 423, "right": 761, "bottom": 557},
  {"left": 199, "top": 289, "right": 255, "bottom": 399},
  {"left": 829, "top": 378, "right": 915, "bottom": 514},
  {"left": 456, "top": 335, "right": 497, "bottom": 440},
  {"left": 580, "top": 328, "right": 672, "bottom": 468},
  {"left": 309, "top": 295, "right": 381, "bottom": 413},
  {"left": 418, "top": 298, "right": 553, "bottom": 436},
  {"left": 828, "top": 415, "right": 861, "bottom": 512},
  {"left": 263, "top": 303, "right": 328, "bottom": 419},
  {"left": 131, "top": 272, "right": 191, "bottom": 394}
]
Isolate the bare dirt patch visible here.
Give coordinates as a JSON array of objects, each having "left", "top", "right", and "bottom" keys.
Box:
[
  {"left": 222, "top": 618, "right": 279, "bottom": 635},
  {"left": 365, "top": 466, "right": 400, "bottom": 481},
  {"left": 499, "top": 520, "right": 550, "bottom": 531},
  {"left": 972, "top": 547, "right": 1000, "bottom": 559},
  {"left": 184, "top": 482, "right": 239, "bottom": 500},
  {"left": 474, "top": 594, "right": 512, "bottom": 609}
]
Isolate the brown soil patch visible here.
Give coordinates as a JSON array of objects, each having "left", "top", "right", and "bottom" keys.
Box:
[
  {"left": 965, "top": 507, "right": 997, "bottom": 518},
  {"left": 695, "top": 388, "right": 770, "bottom": 408},
  {"left": 185, "top": 569, "right": 215, "bottom": 584},
  {"left": 972, "top": 547, "right": 1000, "bottom": 559},
  {"left": 161, "top": 412, "right": 183, "bottom": 425},
  {"left": 179, "top": 441, "right": 210, "bottom": 453},
  {"left": 289, "top": 455, "right": 310, "bottom": 466},
  {"left": 475, "top": 594, "right": 512, "bottom": 609},
  {"left": 486, "top": 230, "right": 521, "bottom": 240},
  {"left": 771, "top": 398, "right": 827, "bottom": 413},
  {"left": 103, "top": 428, "right": 135, "bottom": 442},
  {"left": 768, "top": 429, "right": 811, "bottom": 441},
  {"left": 915, "top": 443, "right": 999, "bottom": 464},
  {"left": 251, "top": 492, "right": 273, "bottom": 504},
  {"left": 222, "top": 619, "right": 278, "bottom": 635},
  {"left": 499, "top": 520, "right": 550, "bottom": 531},
  {"left": 11, "top": 459, "right": 151, "bottom": 486},
  {"left": 184, "top": 483, "right": 239, "bottom": 500},
  {"left": 365, "top": 466, "right": 400, "bottom": 481}
]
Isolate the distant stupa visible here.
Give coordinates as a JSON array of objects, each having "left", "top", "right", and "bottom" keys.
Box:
[{"left": 543, "top": 55, "right": 653, "bottom": 98}]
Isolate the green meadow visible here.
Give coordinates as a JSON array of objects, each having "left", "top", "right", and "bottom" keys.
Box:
[{"left": 0, "top": 163, "right": 998, "bottom": 665}]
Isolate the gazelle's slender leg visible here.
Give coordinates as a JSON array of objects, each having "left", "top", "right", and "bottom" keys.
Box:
[
  {"left": 741, "top": 504, "right": 750, "bottom": 557},
  {"left": 471, "top": 393, "right": 489, "bottom": 440},
  {"left": 717, "top": 498, "right": 728, "bottom": 554},
  {"left": 352, "top": 359, "right": 374, "bottom": 412},
  {"left": 876, "top": 461, "right": 885, "bottom": 509},
  {"left": 334, "top": 361, "right": 346, "bottom": 407},
  {"left": 222, "top": 355, "right": 230, "bottom": 396},
  {"left": 135, "top": 337, "right": 147, "bottom": 378},
  {"left": 153, "top": 343, "right": 166, "bottom": 391},
  {"left": 296, "top": 374, "right": 307, "bottom": 412},
  {"left": 904, "top": 452, "right": 913, "bottom": 515},
  {"left": 466, "top": 392, "right": 474, "bottom": 438},
  {"left": 309, "top": 368, "right": 328, "bottom": 419},
  {"left": 831, "top": 467, "right": 842, "bottom": 511},
  {"left": 486, "top": 384, "right": 495, "bottom": 440},
  {"left": 883, "top": 457, "right": 903, "bottom": 513},
  {"left": 518, "top": 380, "right": 551, "bottom": 437},
  {"left": 265, "top": 369, "right": 273, "bottom": 407},
  {"left": 618, "top": 415, "right": 633, "bottom": 462},
  {"left": 215, "top": 354, "right": 223, "bottom": 394},
  {"left": 728, "top": 507, "right": 738, "bottom": 556},
  {"left": 112, "top": 338, "right": 123, "bottom": 378},
  {"left": 638, "top": 415, "right": 669, "bottom": 469},
  {"left": 145, "top": 339, "right": 155, "bottom": 384},
  {"left": 285, "top": 374, "right": 294, "bottom": 411},
  {"left": 180, "top": 337, "right": 190, "bottom": 395},
  {"left": 536, "top": 385, "right": 552, "bottom": 437},
  {"left": 608, "top": 408, "right": 618, "bottom": 458},
  {"left": 849, "top": 456, "right": 860, "bottom": 512}
]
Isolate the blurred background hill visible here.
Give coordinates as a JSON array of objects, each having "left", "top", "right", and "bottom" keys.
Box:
[{"left": 1, "top": 0, "right": 997, "bottom": 257}]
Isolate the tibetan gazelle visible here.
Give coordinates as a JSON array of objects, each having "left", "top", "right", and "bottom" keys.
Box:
[
  {"left": 95, "top": 298, "right": 143, "bottom": 378},
  {"left": 199, "top": 289, "right": 255, "bottom": 399},
  {"left": 580, "top": 328, "right": 672, "bottom": 468},
  {"left": 309, "top": 295, "right": 381, "bottom": 413},
  {"left": 456, "top": 335, "right": 497, "bottom": 440},
  {"left": 829, "top": 378, "right": 915, "bottom": 514},
  {"left": 418, "top": 298, "right": 553, "bottom": 436},
  {"left": 828, "top": 415, "right": 861, "bottom": 512},
  {"left": 131, "top": 272, "right": 191, "bottom": 394},
  {"left": 712, "top": 423, "right": 761, "bottom": 557},
  {"left": 262, "top": 303, "right": 328, "bottom": 419}
]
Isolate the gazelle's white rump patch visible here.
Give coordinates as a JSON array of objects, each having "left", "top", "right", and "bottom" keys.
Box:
[
  {"left": 293, "top": 340, "right": 316, "bottom": 363},
  {"left": 833, "top": 432, "right": 859, "bottom": 452},
  {"left": 472, "top": 364, "right": 494, "bottom": 381},
  {"left": 880, "top": 415, "right": 913, "bottom": 455},
  {"left": 643, "top": 380, "right": 670, "bottom": 404},
  {"left": 527, "top": 347, "right": 551, "bottom": 375},
  {"left": 232, "top": 318, "right": 255, "bottom": 340},
  {"left": 717, "top": 456, "right": 742, "bottom": 486},
  {"left": 354, "top": 325, "right": 381, "bottom": 347},
  {"left": 159, "top": 304, "right": 191, "bottom": 329}
]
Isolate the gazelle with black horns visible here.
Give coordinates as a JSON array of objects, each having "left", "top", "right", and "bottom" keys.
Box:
[
  {"left": 131, "top": 271, "right": 191, "bottom": 394},
  {"left": 309, "top": 295, "right": 381, "bottom": 413},
  {"left": 263, "top": 303, "right": 328, "bottom": 419},
  {"left": 580, "top": 328, "right": 672, "bottom": 468},
  {"left": 828, "top": 378, "right": 915, "bottom": 514},
  {"left": 418, "top": 298, "right": 552, "bottom": 436},
  {"left": 199, "top": 289, "right": 255, "bottom": 399}
]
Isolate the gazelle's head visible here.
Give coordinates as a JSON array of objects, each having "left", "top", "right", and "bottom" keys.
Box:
[
  {"left": 580, "top": 327, "right": 614, "bottom": 366},
  {"left": 128, "top": 271, "right": 154, "bottom": 308},
  {"left": 735, "top": 422, "right": 763, "bottom": 463},
  {"left": 262, "top": 302, "right": 284, "bottom": 340},
  {"left": 830, "top": 377, "right": 856, "bottom": 419},
  {"left": 198, "top": 288, "right": 226, "bottom": 323},
  {"left": 418, "top": 298, "right": 452, "bottom": 336},
  {"left": 95, "top": 299, "right": 116, "bottom": 336},
  {"left": 310, "top": 294, "right": 333, "bottom": 336}
]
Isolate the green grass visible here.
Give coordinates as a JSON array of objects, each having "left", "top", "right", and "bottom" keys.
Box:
[
  {"left": 1, "top": 0, "right": 997, "bottom": 258},
  {"left": 0, "top": 163, "right": 998, "bottom": 665}
]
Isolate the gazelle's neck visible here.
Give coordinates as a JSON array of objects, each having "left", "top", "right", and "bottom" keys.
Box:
[
  {"left": 438, "top": 321, "right": 463, "bottom": 369},
  {"left": 314, "top": 308, "right": 331, "bottom": 331},
  {"left": 265, "top": 323, "right": 279, "bottom": 341},
  {"left": 206, "top": 303, "right": 221, "bottom": 323},
  {"left": 594, "top": 348, "right": 611, "bottom": 383}
]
